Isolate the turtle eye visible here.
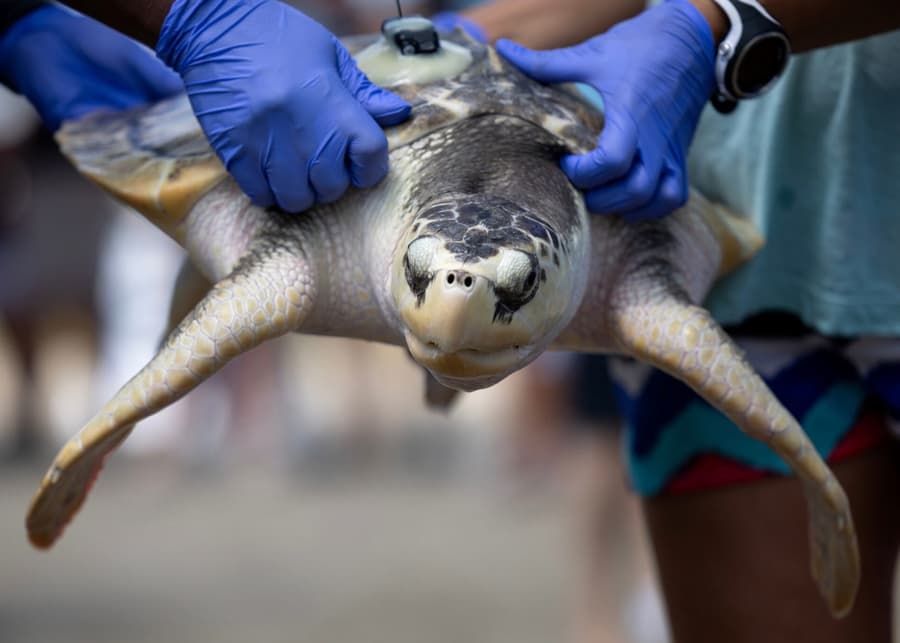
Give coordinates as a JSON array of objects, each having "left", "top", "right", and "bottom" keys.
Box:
[
  {"left": 405, "top": 236, "right": 440, "bottom": 305},
  {"left": 492, "top": 250, "right": 540, "bottom": 323},
  {"left": 522, "top": 269, "right": 537, "bottom": 292},
  {"left": 406, "top": 235, "right": 439, "bottom": 274},
  {"left": 496, "top": 250, "right": 539, "bottom": 295}
]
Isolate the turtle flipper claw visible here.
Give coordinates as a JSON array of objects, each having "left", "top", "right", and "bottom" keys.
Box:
[
  {"left": 804, "top": 479, "right": 860, "bottom": 618},
  {"left": 27, "top": 424, "right": 133, "bottom": 548}
]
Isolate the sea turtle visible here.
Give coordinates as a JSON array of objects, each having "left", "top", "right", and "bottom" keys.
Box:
[{"left": 26, "top": 19, "right": 858, "bottom": 618}]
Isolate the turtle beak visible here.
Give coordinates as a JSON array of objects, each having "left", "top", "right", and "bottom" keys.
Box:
[
  {"left": 407, "top": 268, "right": 487, "bottom": 352},
  {"left": 401, "top": 268, "right": 534, "bottom": 388},
  {"left": 405, "top": 331, "right": 530, "bottom": 387}
]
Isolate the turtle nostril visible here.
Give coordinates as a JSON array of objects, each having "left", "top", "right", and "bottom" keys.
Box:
[{"left": 446, "top": 272, "right": 475, "bottom": 288}]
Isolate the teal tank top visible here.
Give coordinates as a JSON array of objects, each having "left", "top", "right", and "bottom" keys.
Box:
[{"left": 687, "top": 32, "right": 900, "bottom": 336}]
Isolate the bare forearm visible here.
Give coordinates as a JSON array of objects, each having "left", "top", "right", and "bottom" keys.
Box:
[
  {"left": 765, "top": 0, "right": 900, "bottom": 51},
  {"left": 462, "top": 0, "right": 644, "bottom": 49},
  {"left": 462, "top": 0, "right": 900, "bottom": 53},
  {"left": 58, "top": 0, "right": 172, "bottom": 44},
  {"left": 691, "top": 0, "right": 900, "bottom": 51}
]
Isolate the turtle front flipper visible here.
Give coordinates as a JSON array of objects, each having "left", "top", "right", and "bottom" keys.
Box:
[
  {"left": 26, "top": 244, "right": 316, "bottom": 549},
  {"left": 609, "top": 293, "right": 859, "bottom": 618}
]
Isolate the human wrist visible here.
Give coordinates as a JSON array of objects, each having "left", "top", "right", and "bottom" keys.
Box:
[
  {"left": 0, "top": 2, "right": 56, "bottom": 46},
  {"left": 0, "top": 3, "right": 57, "bottom": 90},
  {"left": 156, "top": 0, "right": 237, "bottom": 69},
  {"left": 0, "top": 0, "right": 48, "bottom": 37},
  {"left": 40, "top": 0, "right": 173, "bottom": 45},
  {"left": 688, "top": 0, "right": 729, "bottom": 43},
  {"left": 431, "top": 11, "right": 488, "bottom": 43},
  {"left": 660, "top": 0, "right": 719, "bottom": 116},
  {"left": 664, "top": 0, "right": 717, "bottom": 78},
  {"left": 451, "top": 14, "right": 487, "bottom": 43}
]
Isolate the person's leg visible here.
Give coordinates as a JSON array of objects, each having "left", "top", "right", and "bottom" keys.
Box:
[
  {"left": 3, "top": 310, "right": 42, "bottom": 457},
  {"left": 566, "top": 355, "right": 669, "bottom": 643},
  {"left": 607, "top": 320, "right": 900, "bottom": 642},
  {"left": 643, "top": 443, "right": 900, "bottom": 643},
  {"left": 568, "top": 430, "right": 668, "bottom": 643}
]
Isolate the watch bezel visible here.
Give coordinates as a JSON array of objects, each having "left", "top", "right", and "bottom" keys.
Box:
[{"left": 711, "top": 0, "right": 791, "bottom": 101}]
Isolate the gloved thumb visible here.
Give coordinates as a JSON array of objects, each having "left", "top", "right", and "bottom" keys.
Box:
[
  {"left": 131, "top": 53, "right": 184, "bottom": 101},
  {"left": 496, "top": 39, "right": 586, "bottom": 84},
  {"left": 336, "top": 42, "right": 411, "bottom": 127},
  {"left": 354, "top": 76, "right": 412, "bottom": 127}
]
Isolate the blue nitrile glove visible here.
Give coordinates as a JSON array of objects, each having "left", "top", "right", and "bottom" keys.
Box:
[
  {"left": 0, "top": 4, "right": 183, "bottom": 131},
  {"left": 430, "top": 12, "right": 488, "bottom": 43},
  {"left": 496, "top": 0, "right": 715, "bottom": 220},
  {"left": 156, "top": 0, "right": 412, "bottom": 213}
]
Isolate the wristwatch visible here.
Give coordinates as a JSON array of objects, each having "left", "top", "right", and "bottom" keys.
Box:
[{"left": 709, "top": 0, "right": 791, "bottom": 113}]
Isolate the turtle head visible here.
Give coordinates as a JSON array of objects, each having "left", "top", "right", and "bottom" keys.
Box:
[{"left": 391, "top": 195, "right": 589, "bottom": 391}]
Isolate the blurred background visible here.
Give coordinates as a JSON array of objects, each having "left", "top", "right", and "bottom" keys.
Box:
[{"left": 0, "top": 1, "right": 668, "bottom": 642}]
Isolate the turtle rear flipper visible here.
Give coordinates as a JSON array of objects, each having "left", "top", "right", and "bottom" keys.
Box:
[
  {"left": 608, "top": 288, "right": 859, "bottom": 618},
  {"left": 26, "top": 244, "right": 316, "bottom": 549},
  {"left": 688, "top": 189, "right": 764, "bottom": 277},
  {"left": 423, "top": 369, "right": 460, "bottom": 411}
]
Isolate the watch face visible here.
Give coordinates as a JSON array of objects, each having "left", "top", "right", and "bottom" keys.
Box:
[{"left": 735, "top": 33, "right": 790, "bottom": 95}]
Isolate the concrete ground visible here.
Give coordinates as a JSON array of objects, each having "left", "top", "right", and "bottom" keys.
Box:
[{"left": 1, "top": 459, "right": 573, "bottom": 643}]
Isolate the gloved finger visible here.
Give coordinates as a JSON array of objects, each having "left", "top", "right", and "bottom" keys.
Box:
[
  {"left": 620, "top": 168, "right": 688, "bottom": 222},
  {"left": 263, "top": 138, "right": 317, "bottom": 212},
  {"left": 562, "top": 109, "right": 637, "bottom": 190},
  {"left": 129, "top": 52, "right": 184, "bottom": 100},
  {"left": 225, "top": 149, "right": 277, "bottom": 209},
  {"left": 430, "top": 12, "right": 488, "bottom": 43},
  {"left": 355, "top": 78, "right": 412, "bottom": 127},
  {"left": 495, "top": 38, "right": 589, "bottom": 84},
  {"left": 582, "top": 154, "right": 662, "bottom": 214},
  {"left": 336, "top": 43, "right": 411, "bottom": 127},
  {"left": 343, "top": 103, "right": 391, "bottom": 189},
  {"left": 267, "top": 166, "right": 316, "bottom": 213},
  {"left": 308, "top": 129, "right": 352, "bottom": 204}
]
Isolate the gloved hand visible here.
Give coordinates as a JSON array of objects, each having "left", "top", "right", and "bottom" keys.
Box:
[
  {"left": 156, "top": 0, "right": 412, "bottom": 212},
  {"left": 0, "top": 4, "right": 183, "bottom": 131},
  {"left": 496, "top": 0, "right": 715, "bottom": 220},
  {"left": 430, "top": 12, "right": 488, "bottom": 43}
]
